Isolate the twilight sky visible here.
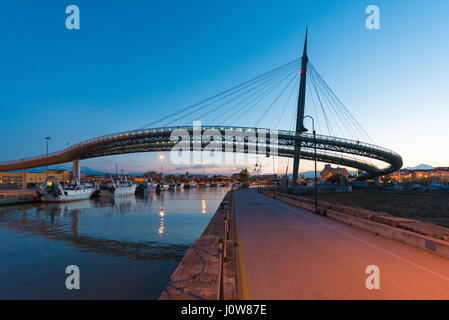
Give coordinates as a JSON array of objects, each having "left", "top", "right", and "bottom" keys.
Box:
[{"left": 0, "top": 0, "right": 448, "bottom": 175}]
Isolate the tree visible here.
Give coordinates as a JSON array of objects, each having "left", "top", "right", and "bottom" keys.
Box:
[{"left": 238, "top": 169, "right": 250, "bottom": 188}]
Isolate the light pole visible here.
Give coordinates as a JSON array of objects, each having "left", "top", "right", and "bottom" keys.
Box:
[
  {"left": 45, "top": 137, "right": 51, "bottom": 181},
  {"left": 254, "top": 162, "right": 261, "bottom": 188},
  {"left": 267, "top": 154, "right": 276, "bottom": 198},
  {"left": 304, "top": 116, "right": 318, "bottom": 214},
  {"left": 272, "top": 155, "right": 276, "bottom": 196},
  {"left": 159, "top": 154, "right": 165, "bottom": 178}
]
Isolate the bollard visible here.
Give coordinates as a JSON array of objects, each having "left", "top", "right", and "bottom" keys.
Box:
[{"left": 223, "top": 217, "right": 228, "bottom": 261}]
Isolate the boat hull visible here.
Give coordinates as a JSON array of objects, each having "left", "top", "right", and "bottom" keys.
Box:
[
  {"left": 145, "top": 185, "right": 158, "bottom": 193},
  {"left": 42, "top": 188, "right": 94, "bottom": 203},
  {"left": 100, "top": 185, "right": 136, "bottom": 197},
  {"left": 158, "top": 184, "right": 169, "bottom": 191}
]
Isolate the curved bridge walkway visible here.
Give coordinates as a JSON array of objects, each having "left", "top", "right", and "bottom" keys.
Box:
[{"left": 0, "top": 126, "right": 402, "bottom": 181}]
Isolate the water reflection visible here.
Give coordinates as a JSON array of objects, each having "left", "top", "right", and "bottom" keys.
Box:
[
  {"left": 201, "top": 199, "right": 207, "bottom": 214},
  {"left": 158, "top": 209, "right": 165, "bottom": 235},
  {"left": 0, "top": 187, "right": 229, "bottom": 299},
  {"left": 159, "top": 193, "right": 165, "bottom": 235},
  {"left": 0, "top": 188, "right": 228, "bottom": 261}
]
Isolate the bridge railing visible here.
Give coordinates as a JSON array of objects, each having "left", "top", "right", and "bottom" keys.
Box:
[
  {"left": 0, "top": 150, "right": 67, "bottom": 166},
  {"left": 0, "top": 125, "right": 400, "bottom": 167}
]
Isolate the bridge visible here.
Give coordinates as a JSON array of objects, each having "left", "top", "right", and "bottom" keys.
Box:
[
  {"left": 0, "top": 28, "right": 403, "bottom": 182},
  {"left": 0, "top": 126, "right": 402, "bottom": 181}
]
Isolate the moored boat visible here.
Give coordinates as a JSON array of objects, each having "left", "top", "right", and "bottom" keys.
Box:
[
  {"left": 158, "top": 182, "right": 169, "bottom": 191},
  {"left": 41, "top": 178, "right": 95, "bottom": 203},
  {"left": 144, "top": 179, "right": 158, "bottom": 193},
  {"left": 189, "top": 181, "right": 198, "bottom": 188},
  {"left": 176, "top": 182, "right": 184, "bottom": 189},
  {"left": 99, "top": 176, "right": 137, "bottom": 197}
]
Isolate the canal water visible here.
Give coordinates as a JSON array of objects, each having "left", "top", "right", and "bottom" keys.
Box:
[{"left": 0, "top": 187, "right": 229, "bottom": 299}]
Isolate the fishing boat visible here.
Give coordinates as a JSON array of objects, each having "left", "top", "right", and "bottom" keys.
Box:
[
  {"left": 158, "top": 182, "right": 169, "bottom": 191},
  {"left": 176, "top": 182, "right": 184, "bottom": 189},
  {"left": 189, "top": 181, "right": 197, "bottom": 188},
  {"left": 41, "top": 178, "right": 95, "bottom": 203},
  {"left": 168, "top": 180, "right": 176, "bottom": 191},
  {"left": 144, "top": 178, "right": 158, "bottom": 193},
  {"left": 99, "top": 176, "right": 137, "bottom": 197}
]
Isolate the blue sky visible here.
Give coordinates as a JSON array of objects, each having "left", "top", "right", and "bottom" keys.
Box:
[{"left": 1, "top": 0, "right": 448, "bottom": 175}]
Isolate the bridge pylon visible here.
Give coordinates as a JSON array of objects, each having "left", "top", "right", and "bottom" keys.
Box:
[
  {"left": 293, "top": 27, "right": 309, "bottom": 185},
  {"left": 73, "top": 159, "right": 80, "bottom": 184}
]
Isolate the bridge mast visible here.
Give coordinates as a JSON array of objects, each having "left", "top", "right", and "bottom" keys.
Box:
[{"left": 292, "top": 27, "right": 309, "bottom": 185}]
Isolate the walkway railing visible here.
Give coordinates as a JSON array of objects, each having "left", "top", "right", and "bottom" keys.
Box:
[{"left": 217, "top": 191, "right": 232, "bottom": 300}]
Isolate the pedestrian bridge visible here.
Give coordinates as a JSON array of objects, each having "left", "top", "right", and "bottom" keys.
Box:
[{"left": 0, "top": 126, "right": 402, "bottom": 180}]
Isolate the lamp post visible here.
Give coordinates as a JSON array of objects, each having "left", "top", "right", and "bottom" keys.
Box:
[
  {"left": 159, "top": 154, "right": 165, "bottom": 178},
  {"left": 304, "top": 116, "right": 318, "bottom": 214},
  {"left": 45, "top": 137, "right": 51, "bottom": 181},
  {"left": 254, "top": 162, "right": 261, "bottom": 189},
  {"left": 273, "top": 155, "right": 276, "bottom": 195},
  {"left": 267, "top": 154, "right": 276, "bottom": 198}
]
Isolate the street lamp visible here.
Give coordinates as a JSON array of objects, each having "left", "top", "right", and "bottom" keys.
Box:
[
  {"left": 304, "top": 116, "right": 318, "bottom": 214},
  {"left": 272, "top": 155, "right": 276, "bottom": 196},
  {"left": 266, "top": 153, "right": 277, "bottom": 198},
  {"left": 45, "top": 137, "right": 51, "bottom": 181},
  {"left": 159, "top": 154, "right": 165, "bottom": 177},
  {"left": 254, "top": 162, "right": 260, "bottom": 189}
]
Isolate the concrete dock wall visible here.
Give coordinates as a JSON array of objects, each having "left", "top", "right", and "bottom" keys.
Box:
[
  {"left": 159, "top": 191, "right": 237, "bottom": 300},
  {"left": 0, "top": 189, "right": 39, "bottom": 205}
]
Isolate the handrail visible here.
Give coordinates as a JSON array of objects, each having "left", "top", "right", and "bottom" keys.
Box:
[{"left": 0, "top": 125, "right": 400, "bottom": 166}]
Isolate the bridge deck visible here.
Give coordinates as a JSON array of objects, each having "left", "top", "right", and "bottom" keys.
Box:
[
  {"left": 0, "top": 126, "right": 402, "bottom": 180},
  {"left": 235, "top": 189, "right": 449, "bottom": 299}
]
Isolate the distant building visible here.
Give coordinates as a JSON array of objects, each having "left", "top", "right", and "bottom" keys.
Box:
[
  {"left": 231, "top": 173, "right": 240, "bottom": 181},
  {"left": 0, "top": 169, "right": 71, "bottom": 187},
  {"left": 435, "top": 167, "right": 449, "bottom": 179},
  {"left": 144, "top": 171, "right": 160, "bottom": 179},
  {"left": 84, "top": 175, "right": 107, "bottom": 183},
  {"left": 134, "top": 177, "right": 146, "bottom": 184},
  {"left": 395, "top": 167, "right": 449, "bottom": 183},
  {"left": 261, "top": 174, "right": 278, "bottom": 181},
  {"left": 320, "top": 164, "right": 348, "bottom": 181}
]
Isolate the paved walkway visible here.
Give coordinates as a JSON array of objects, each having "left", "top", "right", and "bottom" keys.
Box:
[{"left": 235, "top": 189, "right": 449, "bottom": 299}]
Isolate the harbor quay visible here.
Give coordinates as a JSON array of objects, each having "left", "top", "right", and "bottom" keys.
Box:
[{"left": 160, "top": 188, "right": 449, "bottom": 300}]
